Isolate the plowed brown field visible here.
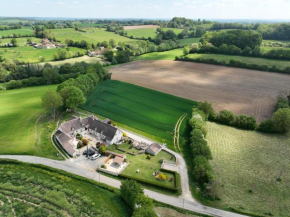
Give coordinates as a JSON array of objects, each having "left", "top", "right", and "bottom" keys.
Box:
[{"left": 109, "top": 60, "right": 290, "bottom": 122}]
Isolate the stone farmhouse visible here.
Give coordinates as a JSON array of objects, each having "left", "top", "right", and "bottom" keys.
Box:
[{"left": 55, "top": 116, "right": 123, "bottom": 157}]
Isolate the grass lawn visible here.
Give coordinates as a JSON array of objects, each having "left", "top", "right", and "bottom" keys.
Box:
[
  {"left": 137, "top": 48, "right": 184, "bottom": 60},
  {"left": 50, "top": 28, "right": 140, "bottom": 44},
  {"left": 0, "top": 160, "right": 130, "bottom": 217},
  {"left": 81, "top": 80, "right": 197, "bottom": 150},
  {"left": 0, "top": 28, "right": 34, "bottom": 36},
  {"left": 0, "top": 46, "right": 86, "bottom": 63},
  {"left": 0, "top": 85, "right": 63, "bottom": 159},
  {"left": 187, "top": 53, "right": 290, "bottom": 70},
  {"left": 179, "top": 38, "right": 200, "bottom": 46},
  {"left": 126, "top": 28, "right": 158, "bottom": 38},
  {"left": 204, "top": 122, "right": 290, "bottom": 216}
]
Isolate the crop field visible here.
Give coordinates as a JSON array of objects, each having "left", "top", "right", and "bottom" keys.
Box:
[
  {"left": 0, "top": 28, "right": 34, "bottom": 36},
  {"left": 109, "top": 60, "right": 290, "bottom": 123},
  {"left": 50, "top": 28, "right": 140, "bottom": 44},
  {"left": 81, "top": 80, "right": 197, "bottom": 149},
  {"left": 0, "top": 160, "right": 129, "bottom": 217},
  {"left": 179, "top": 38, "right": 200, "bottom": 46},
  {"left": 136, "top": 48, "right": 184, "bottom": 60},
  {"left": 0, "top": 46, "right": 86, "bottom": 63},
  {"left": 206, "top": 122, "right": 290, "bottom": 216},
  {"left": 188, "top": 53, "right": 290, "bottom": 70},
  {"left": 0, "top": 85, "right": 62, "bottom": 159}
]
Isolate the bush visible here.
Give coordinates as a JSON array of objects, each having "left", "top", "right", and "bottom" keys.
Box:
[
  {"left": 190, "top": 129, "right": 212, "bottom": 160},
  {"left": 81, "top": 138, "right": 89, "bottom": 146},
  {"left": 101, "top": 164, "right": 107, "bottom": 169},
  {"left": 272, "top": 108, "right": 290, "bottom": 133},
  {"left": 276, "top": 97, "right": 290, "bottom": 110},
  {"left": 218, "top": 110, "right": 235, "bottom": 125},
  {"left": 198, "top": 101, "right": 215, "bottom": 120},
  {"left": 99, "top": 145, "right": 107, "bottom": 154},
  {"left": 77, "top": 141, "right": 83, "bottom": 149},
  {"left": 234, "top": 115, "right": 257, "bottom": 130},
  {"left": 258, "top": 119, "right": 276, "bottom": 133},
  {"left": 156, "top": 173, "right": 167, "bottom": 181}
]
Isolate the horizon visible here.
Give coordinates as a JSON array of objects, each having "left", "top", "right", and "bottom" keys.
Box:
[{"left": 1, "top": 0, "right": 290, "bottom": 20}]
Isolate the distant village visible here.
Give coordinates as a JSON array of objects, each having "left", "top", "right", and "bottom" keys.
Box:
[{"left": 30, "top": 38, "right": 66, "bottom": 49}]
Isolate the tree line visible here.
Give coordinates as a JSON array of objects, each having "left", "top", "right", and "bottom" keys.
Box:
[{"left": 0, "top": 24, "right": 22, "bottom": 31}]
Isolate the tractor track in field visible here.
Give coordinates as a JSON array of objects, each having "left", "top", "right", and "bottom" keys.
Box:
[{"left": 174, "top": 113, "right": 187, "bottom": 152}]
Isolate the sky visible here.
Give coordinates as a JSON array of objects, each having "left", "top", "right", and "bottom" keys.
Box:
[{"left": 1, "top": 0, "right": 290, "bottom": 20}]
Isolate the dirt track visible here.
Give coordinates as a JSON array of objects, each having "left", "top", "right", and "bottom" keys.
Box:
[
  {"left": 123, "top": 25, "right": 159, "bottom": 30},
  {"left": 109, "top": 60, "right": 290, "bottom": 122}
]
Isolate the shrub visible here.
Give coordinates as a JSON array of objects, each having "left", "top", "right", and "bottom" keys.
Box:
[
  {"left": 77, "top": 141, "right": 83, "bottom": 149},
  {"left": 234, "top": 115, "right": 257, "bottom": 130},
  {"left": 157, "top": 173, "right": 167, "bottom": 181},
  {"left": 99, "top": 145, "right": 107, "bottom": 154},
  {"left": 198, "top": 101, "right": 215, "bottom": 120},
  {"left": 101, "top": 164, "right": 107, "bottom": 169},
  {"left": 218, "top": 110, "right": 235, "bottom": 125},
  {"left": 258, "top": 119, "right": 276, "bottom": 133},
  {"left": 81, "top": 138, "right": 89, "bottom": 146},
  {"left": 190, "top": 129, "right": 212, "bottom": 159},
  {"left": 146, "top": 154, "right": 151, "bottom": 160},
  {"left": 276, "top": 97, "right": 290, "bottom": 110}
]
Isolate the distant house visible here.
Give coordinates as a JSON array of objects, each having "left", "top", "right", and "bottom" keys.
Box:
[
  {"left": 34, "top": 38, "right": 55, "bottom": 49},
  {"left": 146, "top": 143, "right": 162, "bottom": 156},
  {"left": 56, "top": 44, "right": 66, "bottom": 48},
  {"left": 88, "top": 50, "right": 102, "bottom": 57}
]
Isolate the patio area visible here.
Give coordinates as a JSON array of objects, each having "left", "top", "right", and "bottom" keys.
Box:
[{"left": 101, "top": 159, "right": 129, "bottom": 176}]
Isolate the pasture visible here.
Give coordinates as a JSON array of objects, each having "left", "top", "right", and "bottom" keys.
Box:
[
  {"left": 137, "top": 48, "right": 184, "bottom": 60},
  {"left": 0, "top": 28, "right": 34, "bottom": 36},
  {"left": 206, "top": 122, "right": 290, "bottom": 217},
  {"left": 0, "top": 37, "right": 41, "bottom": 46},
  {"left": 179, "top": 38, "right": 200, "bottom": 46},
  {"left": 188, "top": 53, "right": 290, "bottom": 70},
  {"left": 126, "top": 28, "right": 158, "bottom": 38},
  {"left": 109, "top": 60, "right": 290, "bottom": 123},
  {"left": 81, "top": 80, "right": 197, "bottom": 149},
  {"left": 0, "top": 85, "right": 61, "bottom": 159},
  {"left": 50, "top": 28, "right": 140, "bottom": 44},
  {"left": 0, "top": 160, "right": 130, "bottom": 217},
  {"left": 0, "top": 46, "right": 86, "bottom": 63},
  {"left": 123, "top": 25, "right": 159, "bottom": 30}
]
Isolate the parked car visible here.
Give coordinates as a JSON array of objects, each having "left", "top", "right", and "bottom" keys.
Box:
[
  {"left": 83, "top": 149, "right": 95, "bottom": 156},
  {"left": 91, "top": 153, "right": 101, "bottom": 161}
]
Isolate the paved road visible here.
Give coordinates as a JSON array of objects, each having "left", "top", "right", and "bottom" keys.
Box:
[{"left": 0, "top": 155, "right": 248, "bottom": 217}]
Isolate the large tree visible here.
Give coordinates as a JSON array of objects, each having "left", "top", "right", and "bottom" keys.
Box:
[
  {"left": 272, "top": 108, "right": 290, "bottom": 133},
  {"left": 42, "top": 67, "right": 59, "bottom": 84},
  {"left": 42, "top": 91, "right": 63, "bottom": 119},
  {"left": 60, "top": 86, "right": 86, "bottom": 111},
  {"left": 120, "top": 180, "right": 144, "bottom": 209}
]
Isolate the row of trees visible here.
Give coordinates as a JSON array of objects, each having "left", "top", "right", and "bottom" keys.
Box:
[
  {"left": 200, "top": 30, "right": 263, "bottom": 50},
  {"left": 0, "top": 24, "right": 22, "bottom": 31},
  {"left": 210, "top": 22, "right": 259, "bottom": 30},
  {"left": 188, "top": 107, "right": 214, "bottom": 195},
  {"left": 42, "top": 63, "right": 109, "bottom": 119},
  {"left": 176, "top": 56, "right": 290, "bottom": 75},
  {"left": 257, "top": 23, "right": 290, "bottom": 40},
  {"left": 120, "top": 180, "right": 157, "bottom": 217}
]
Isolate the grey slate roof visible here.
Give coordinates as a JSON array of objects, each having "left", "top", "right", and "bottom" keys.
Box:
[
  {"left": 88, "top": 119, "right": 117, "bottom": 141},
  {"left": 56, "top": 133, "right": 75, "bottom": 156}
]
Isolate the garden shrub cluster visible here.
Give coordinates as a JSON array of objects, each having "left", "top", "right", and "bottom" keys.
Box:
[
  {"left": 120, "top": 180, "right": 157, "bottom": 217},
  {"left": 188, "top": 108, "right": 214, "bottom": 188}
]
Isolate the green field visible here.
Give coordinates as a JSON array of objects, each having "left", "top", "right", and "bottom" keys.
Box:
[
  {"left": 0, "top": 85, "right": 62, "bottom": 159},
  {"left": 0, "top": 160, "right": 129, "bottom": 217},
  {"left": 163, "top": 28, "right": 183, "bottom": 34},
  {"left": 205, "top": 122, "right": 290, "bottom": 216},
  {"left": 261, "top": 46, "right": 290, "bottom": 53},
  {"left": 50, "top": 28, "right": 140, "bottom": 44},
  {"left": 0, "top": 46, "right": 86, "bottom": 63},
  {"left": 187, "top": 53, "right": 290, "bottom": 70},
  {"left": 179, "top": 38, "right": 200, "bottom": 46},
  {"left": 126, "top": 28, "right": 158, "bottom": 38},
  {"left": 0, "top": 37, "right": 41, "bottom": 46},
  {"left": 0, "top": 28, "right": 34, "bottom": 36},
  {"left": 137, "top": 48, "right": 184, "bottom": 60},
  {"left": 81, "top": 80, "right": 197, "bottom": 149}
]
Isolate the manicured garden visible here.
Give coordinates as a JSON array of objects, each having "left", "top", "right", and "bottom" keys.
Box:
[
  {"left": 108, "top": 144, "right": 178, "bottom": 190},
  {"left": 0, "top": 160, "right": 130, "bottom": 217},
  {"left": 0, "top": 85, "right": 62, "bottom": 159},
  {"left": 81, "top": 80, "right": 197, "bottom": 149}
]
